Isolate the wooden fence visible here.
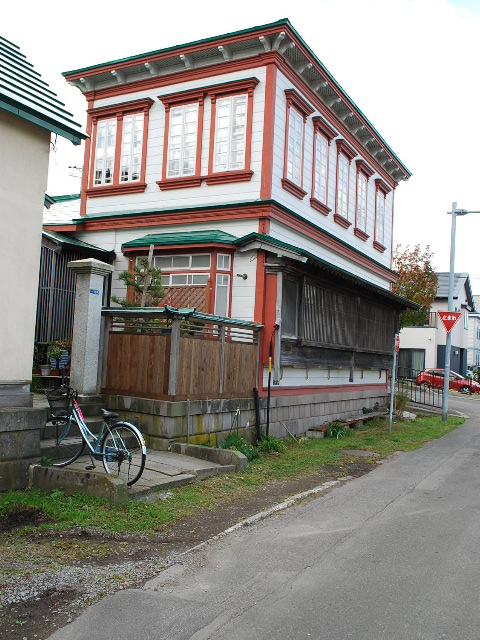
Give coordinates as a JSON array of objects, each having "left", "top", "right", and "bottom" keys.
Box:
[{"left": 100, "top": 308, "right": 262, "bottom": 401}]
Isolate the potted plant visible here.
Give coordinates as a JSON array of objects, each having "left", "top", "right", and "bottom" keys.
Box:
[
  {"left": 47, "top": 344, "right": 64, "bottom": 374},
  {"left": 32, "top": 345, "right": 41, "bottom": 375}
]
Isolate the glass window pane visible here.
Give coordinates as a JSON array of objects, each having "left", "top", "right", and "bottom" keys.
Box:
[{"left": 191, "top": 254, "right": 211, "bottom": 268}]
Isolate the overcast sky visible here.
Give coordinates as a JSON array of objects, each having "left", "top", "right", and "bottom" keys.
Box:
[{"left": 4, "top": 0, "right": 480, "bottom": 292}]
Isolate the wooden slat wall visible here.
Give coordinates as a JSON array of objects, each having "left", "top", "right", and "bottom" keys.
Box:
[
  {"left": 103, "top": 333, "right": 256, "bottom": 400},
  {"left": 104, "top": 333, "right": 170, "bottom": 397}
]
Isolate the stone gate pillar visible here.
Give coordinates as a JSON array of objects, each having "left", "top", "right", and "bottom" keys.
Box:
[{"left": 68, "top": 259, "right": 113, "bottom": 397}]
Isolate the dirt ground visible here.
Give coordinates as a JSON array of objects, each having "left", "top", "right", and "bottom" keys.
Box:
[{"left": 0, "top": 460, "right": 375, "bottom": 640}]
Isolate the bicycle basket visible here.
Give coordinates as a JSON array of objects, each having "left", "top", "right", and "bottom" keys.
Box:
[{"left": 45, "top": 387, "right": 71, "bottom": 418}]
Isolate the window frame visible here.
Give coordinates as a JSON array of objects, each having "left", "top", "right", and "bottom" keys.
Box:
[
  {"left": 281, "top": 89, "right": 314, "bottom": 200},
  {"left": 354, "top": 159, "right": 374, "bottom": 241},
  {"left": 310, "top": 116, "right": 336, "bottom": 216},
  {"left": 374, "top": 178, "right": 391, "bottom": 252},
  {"left": 87, "top": 98, "right": 153, "bottom": 197},
  {"left": 334, "top": 139, "right": 356, "bottom": 228},
  {"left": 157, "top": 88, "right": 206, "bottom": 190},
  {"left": 206, "top": 77, "right": 259, "bottom": 185}
]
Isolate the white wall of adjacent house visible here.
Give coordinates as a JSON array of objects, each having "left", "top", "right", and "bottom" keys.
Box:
[
  {"left": 430, "top": 299, "right": 469, "bottom": 349},
  {"left": 399, "top": 327, "right": 437, "bottom": 369},
  {"left": 0, "top": 111, "right": 50, "bottom": 389},
  {"left": 86, "top": 66, "right": 266, "bottom": 217},
  {"left": 270, "top": 69, "right": 393, "bottom": 283}
]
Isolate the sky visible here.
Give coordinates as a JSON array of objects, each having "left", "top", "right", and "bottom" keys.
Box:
[{"left": 4, "top": 0, "right": 480, "bottom": 292}]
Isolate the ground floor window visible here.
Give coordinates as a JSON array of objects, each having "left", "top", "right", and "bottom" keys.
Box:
[{"left": 398, "top": 348, "right": 425, "bottom": 378}]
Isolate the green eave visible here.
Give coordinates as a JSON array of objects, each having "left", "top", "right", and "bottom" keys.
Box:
[
  {"left": 42, "top": 230, "right": 114, "bottom": 257},
  {"left": 121, "top": 230, "right": 238, "bottom": 250},
  {"left": 236, "top": 232, "right": 417, "bottom": 310}
]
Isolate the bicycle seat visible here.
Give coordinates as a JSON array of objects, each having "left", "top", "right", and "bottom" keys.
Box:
[{"left": 101, "top": 408, "right": 119, "bottom": 420}]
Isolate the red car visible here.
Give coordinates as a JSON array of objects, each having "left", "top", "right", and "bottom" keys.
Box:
[{"left": 416, "top": 368, "right": 480, "bottom": 393}]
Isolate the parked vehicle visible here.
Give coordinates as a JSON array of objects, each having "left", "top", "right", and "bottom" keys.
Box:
[{"left": 415, "top": 368, "right": 480, "bottom": 393}]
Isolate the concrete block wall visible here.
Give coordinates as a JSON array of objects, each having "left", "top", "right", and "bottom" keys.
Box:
[
  {"left": 0, "top": 407, "right": 46, "bottom": 490},
  {"left": 103, "top": 388, "right": 388, "bottom": 448}
]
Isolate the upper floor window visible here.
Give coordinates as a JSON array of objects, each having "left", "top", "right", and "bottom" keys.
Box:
[
  {"left": 167, "top": 103, "right": 199, "bottom": 178},
  {"left": 206, "top": 77, "right": 259, "bottom": 185},
  {"left": 310, "top": 116, "right": 336, "bottom": 216},
  {"left": 214, "top": 94, "right": 247, "bottom": 172},
  {"left": 87, "top": 98, "right": 153, "bottom": 197},
  {"left": 374, "top": 178, "right": 391, "bottom": 252},
  {"left": 281, "top": 89, "right": 314, "bottom": 200},
  {"left": 158, "top": 88, "right": 205, "bottom": 190},
  {"left": 354, "top": 160, "right": 374, "bottom": 241},
  {"left": 334, "top": 139, "right": 356, "bottom": 229}
]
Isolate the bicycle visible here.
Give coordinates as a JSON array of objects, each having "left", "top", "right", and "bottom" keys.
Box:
[{"left": 42, "top": 383, "right": 147, "bottom": 486}]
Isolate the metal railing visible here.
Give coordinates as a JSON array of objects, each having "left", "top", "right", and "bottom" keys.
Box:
[{"left": 395, "top": 366, "right": 443, "bottom": 408}]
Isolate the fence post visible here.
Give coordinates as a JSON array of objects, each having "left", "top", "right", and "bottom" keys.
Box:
[
  {"left": 219, "top": 325, "right": 226, "bottom": 395},
  {"left": 168, "top": 317, "right": 181, "bottom": 396},
  {"left": 67, "top": 258, "right": 113, "bottom": 396},
  {"left": 99, "top": 315, "right": 112, "bottom": 391}
]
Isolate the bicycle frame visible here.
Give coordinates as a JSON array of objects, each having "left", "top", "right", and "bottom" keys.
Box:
[{"left": 69, "top": 397, "right": 108, "bottom": 460}]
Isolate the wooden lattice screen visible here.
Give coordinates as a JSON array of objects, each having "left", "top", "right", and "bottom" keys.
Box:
[{"left": 133, "top": 285, "right": 209, "bottom": 312}]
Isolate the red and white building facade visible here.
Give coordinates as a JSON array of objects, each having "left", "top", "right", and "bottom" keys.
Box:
[{"left": 48, "top": 19, "right": 413, "bottom": 429}]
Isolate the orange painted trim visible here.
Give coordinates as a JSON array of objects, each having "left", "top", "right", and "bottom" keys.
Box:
[
  {"left": 310, "top": 124, "right": 332, "bottom": 212},
  {"left": 123, "top": 242, "right": 235, "bottom": 254},
  {"left": 112, "top": 114, "right": 123, "bottom": 186},
  {"left": 208, "top": 95, "right": 216, "bottom": 176},
  {"left": 335, "top": 150, "right": 351, "bottom": 223},
  {"left": 354, "top": 227, "right": 369, "bottom": 241},
  {"left": 375, "top": 178, "right": 392, "bottom": 195},
  {"left": 254, "top": 250, "right": 266, "bottom": 323},
  {"left": 356, "top": 159, "right": 374, "bottom": 178},
  {"left": 204, "top": 170, "right": 253, "bottom": 185},
  {"left": 373, "top": 241, "right": 386, "bottom": 253},
  {"left": 260, "top": 270, "right": 278, "bottom": 392},
  {"left": 390, "top": 187, "right": 396, "bottom": 269},
  {"left": 284, "top": 88, "right": 314, "bottom": 117},
  {"left": 258, "top": 218, "right": 270, "bottom": 234},
  {"left": 43, "top": 224, "right": 85, "bottom": 232},
  {"left": 281, "top": 178, "right": 307, "bottom": 200},
  {"left": 88, "top": 119, "right": 98, "bottom": 191},
  {"left": 196, "top": 99, "right": 204, "bottom": 179},
  {"left": 311, "top": 116, "right": 336, "bottom": 142},
  {"left": 374, "top": 181, "right": 386, "bottom": 246},
  {"left": 157, "top": 177, "right": 203, "bottom": 190},
  {"left": 333, "top": 213, "right": 352, "bottom": 229},
  {"left": 310, "top": 197, "right": 331, "bottom": 216},
  {"left": 354, "top": 168, "right": 368, "bottom": 235},
  {"left": 80, "top": 100, "right": 94, "bottom": 216},
  {"left": 86, "top": 182, "right": 147, "bottom": 197},
  {"left": 87, "top": 97, "right": 154, "bottom": 120},
  {"left": 261, "top": 382, "right": 389, "bottom": 396},
  {"left": 260, "top": 63, "right": 277, "bottom": 199}
]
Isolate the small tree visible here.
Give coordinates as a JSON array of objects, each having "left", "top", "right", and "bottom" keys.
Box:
[
  {"left": 392, "top": 243, "right": 438, "bottom": 328},
  {"left": 111, "top": 257, "right": 164, "bottom": 308}
]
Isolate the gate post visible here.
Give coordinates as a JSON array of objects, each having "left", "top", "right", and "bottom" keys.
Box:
[{"left": 68, "top": 259, "right": 113, "bottom": 397}]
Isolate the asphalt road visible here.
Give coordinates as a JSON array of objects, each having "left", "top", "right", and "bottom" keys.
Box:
[{"left": 49, "top": 395, "right": 480, "bottom": 640}]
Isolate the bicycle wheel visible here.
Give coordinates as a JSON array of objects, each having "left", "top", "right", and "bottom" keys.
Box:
[
  {"left": 101, "top": 422, "right": 146, "bottom": 486},
  {"left": 41, "top": 418, "right": 85, "bottom": 467}
]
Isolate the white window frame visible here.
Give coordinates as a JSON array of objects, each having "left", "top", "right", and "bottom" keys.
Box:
[
  {"left": 167, "top": 103, "right": 199, "bottom": 178},
  {"left": 120, "top": 113, "right": 144, "bottom": 183},
  {"left": 94, "top": 118, "right": 117, "bottom": 186},
  {"left": 356, "top": 172, "right": 367, "bottom": 232},
  {"left": 153, "top": 254, "right": 211, "bottom": 271},
  {"left": 286, "top": 106, "right": 304, "bottom": 186},
  {"left": 375, "top": 190, "right": 385, "bottom": 244},
  {"left": 337, "top": 154, "right": 349, "bottom": 219},
  {"left": 314, "top": 132, "right": 328, "bottom": 204},
  {"left": 217, "top": 254, "right": 231, "bottom": 271},
  {"left": 214, "top": 273, "right": 230, "bottom": 317},
  {"left": 213, "top": 94, "right": 247, "bottom": 173},
  {"left": 165, "top": 273, "right": 210, "bottom": 286}
]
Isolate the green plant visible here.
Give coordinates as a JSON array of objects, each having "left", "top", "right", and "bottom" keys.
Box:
[
  {"left": 219, "top": 434, "right": 259, "bottom": 461},
  {"left": 111, "top": 257, "right": 164, "bottom": 308},
  {"left": 257, "top": 436, "right": 287, "bottom": 454},
  {"left": 325, "top": 422, "right": 349, "bottom": 438},
  {"left": 393, "top": 393, "right": 409, "bottom": 415},
  {"left": 40, "top": 454, "right": 52, "bottom": 467},
  {"left": 47, "top": 344, "right": 63, "bottom": 365}
]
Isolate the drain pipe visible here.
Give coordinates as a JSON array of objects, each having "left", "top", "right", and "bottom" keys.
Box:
[
  {"left": 253, "top": 387, "right": 261, "bottom": 444},
  {"left": 266, "top": 335, "right": 273, "bottom": 438}
]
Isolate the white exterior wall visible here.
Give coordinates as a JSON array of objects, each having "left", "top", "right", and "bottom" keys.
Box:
[
  {"left": 73, "top": 218, "right": 259, "bottom": 320},
  {"left": 263, "top": 366, "right": 387, "bottom": 388},
  {"left": 270, "top": 70, "right": 393, "bottom": 285},
  {"left": 399, "top": 327, "right": 437, "bottom": 369},
  {"left": 0, "top": 111, "right": 50, "bottom": 385},
  {"left": 86, "top": 67, "right": 266, "bottom": 217}
]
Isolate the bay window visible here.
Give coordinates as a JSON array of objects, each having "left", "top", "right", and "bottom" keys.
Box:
[
  {"left": 87, "top": 98, "right": 153, "bottom": 197},
  {"left": 310, "top": 116, "right": 336, "bottom": 216}
]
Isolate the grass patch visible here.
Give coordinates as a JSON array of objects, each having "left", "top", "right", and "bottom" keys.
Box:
[{"left": 0, "top": 414, "right": 463, "bottom": 538}]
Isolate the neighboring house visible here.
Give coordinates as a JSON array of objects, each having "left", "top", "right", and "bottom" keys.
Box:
[
  {"left": 0, "top": 35, "right": 86, "bottom": 408},
  {"left": 399, "top": 273, "right": 475, "bottom": 377},
  {"left": 45, "top": 19, "right": 413, "bottom": 423},
  {"left": 38, "top": 195, "right": 114, "bottom": 344},
  {"left": 467, "top": 295, "right": 480, "bottom": 372}
]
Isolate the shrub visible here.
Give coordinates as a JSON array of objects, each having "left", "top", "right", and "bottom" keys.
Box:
[
  {"left": 325, "top": 422, "right": 348, "bottom": 438},
  {"left": 394, "top": 393, "right": 409, "bottom": 415},
  {"left": 257, "top": 436, "right": 287, "bottom": 454},
  {"left": 219, "top": 434, "right": 259, "bottom": 461}
]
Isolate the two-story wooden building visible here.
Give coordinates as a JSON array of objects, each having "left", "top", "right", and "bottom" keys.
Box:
[{"left": 46, "top": 19, "right": 413, "bottom": 436}]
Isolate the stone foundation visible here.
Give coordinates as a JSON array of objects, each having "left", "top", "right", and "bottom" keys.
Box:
[
  {"left": 0, "top": 407, "right": 47, "bottom": 490},
  {"left": 103, "top": 388, "right": 388, "bottom": 449}
]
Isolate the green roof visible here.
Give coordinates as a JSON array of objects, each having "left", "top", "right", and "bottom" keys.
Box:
[
  {"left": 42, "top": 230, "right": 114, "bottom": 257},
  {"left": 48, "top": 193, "right": 81, "bottom": 203},
  {"left": 121, "top": 230, "right": 238, "bottom": 250},
  {"left": 0, "top": 36, "right": 86, "bottom": 145},
  {"left": 235, "top": 232, "right": 417, "bottom": 310}
]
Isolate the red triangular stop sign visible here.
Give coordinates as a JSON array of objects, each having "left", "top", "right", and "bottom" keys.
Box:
[{"left": 438, "top": 311, "right": 462, "bottom": 333}]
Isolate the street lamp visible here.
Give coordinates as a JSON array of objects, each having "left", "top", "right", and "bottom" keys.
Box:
[{"left": 442, "top": 202, "right": 480, "bottom": 422}]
